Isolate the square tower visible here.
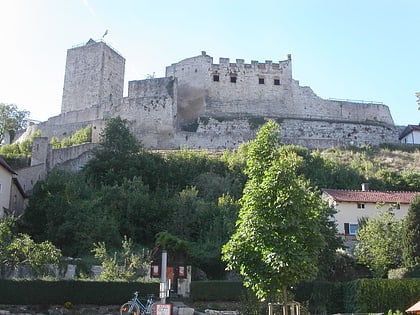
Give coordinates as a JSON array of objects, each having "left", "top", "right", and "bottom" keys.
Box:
[{"left": 61, "top": 39, "right": 125, "bottom": 113}]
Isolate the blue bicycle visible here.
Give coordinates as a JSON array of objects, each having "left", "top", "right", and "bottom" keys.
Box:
[{"left": 120, "top": 291, "right": 156, "bottom": 315}]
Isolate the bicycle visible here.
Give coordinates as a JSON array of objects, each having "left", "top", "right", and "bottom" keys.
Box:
[{"left": 120, "top": 291, "right": 156, "bottom": 315}]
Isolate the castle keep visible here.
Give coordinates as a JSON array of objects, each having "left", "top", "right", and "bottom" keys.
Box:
[{"left": 16, "top": 38, "right": 399, "bottom": 188}]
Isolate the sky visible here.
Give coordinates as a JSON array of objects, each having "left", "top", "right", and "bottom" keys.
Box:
[{"left": 0, "top": 0, "right": 419, "bottom": 126}]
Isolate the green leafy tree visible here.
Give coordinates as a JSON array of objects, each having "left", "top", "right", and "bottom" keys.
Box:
[
  {"left": 91, "top": 236, "right": 151, "bottom": 281},
  {"left": 83, "top": 116, "right": 143, "bottom": 186},
  {"left": 0, "top": 103, "right": 30, "bottom": 144},
  {"left": 222, "top": 121, "right": 328, "bottom": 301},
  {"left": 0, "top": 217, "right": 62, "bottom": 277},
  {"left": 402, "top": 195, "right": 420, "bottom": 267},
  {"left": 355, "top": 211, "right": 403, "bottom": 277},
  {"left": 22, "top": 170, "right": 120, "bottom": 256}
]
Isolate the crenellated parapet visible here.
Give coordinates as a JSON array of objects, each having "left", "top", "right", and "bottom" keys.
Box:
[{"left": 14, "top": 40, "right": 401, "bottom": 190}]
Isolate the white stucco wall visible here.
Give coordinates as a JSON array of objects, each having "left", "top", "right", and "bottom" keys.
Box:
[
  {"left": 326, "top": 199, "right": 409, "bottom": 235},
  {"left": 0, "top": 166, "right": 12, "bottom": 217},
  {"left": 400, "top": 130, "right": 420, "bottom": 144}
]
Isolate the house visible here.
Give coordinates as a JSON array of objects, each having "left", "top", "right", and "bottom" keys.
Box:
[
  {"left": 322, "top": 183, "right": 419, "bottom": 238},
  {"left": 0, "top": 156, "right": 27, "bottom": 217},
  {"left": 399, "top": 124, "right": 420, "bottom": 144}
]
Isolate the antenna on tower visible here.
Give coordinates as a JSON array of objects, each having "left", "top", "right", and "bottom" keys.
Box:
[{"left": 102, "top": 29, "right": 108, "bottom": 39}]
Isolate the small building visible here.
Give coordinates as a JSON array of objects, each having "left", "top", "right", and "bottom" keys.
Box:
[
  {"left": 399, "top": 124, "right": 420, "bottom": 144},
  {"left": 322, "top": 183, "right": 419, "bottom": 238},
  {"left": 0, "top": 156, "right": 27, "bottom": 217}
]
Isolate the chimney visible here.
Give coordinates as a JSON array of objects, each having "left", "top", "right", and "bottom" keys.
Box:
[{"left": 361, "top": 183, "right": 369, "bottom": 191}]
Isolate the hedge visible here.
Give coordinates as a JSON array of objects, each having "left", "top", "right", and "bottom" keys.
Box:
[
  {"left": 0, "top": 279, "right": 159, "bottom": 305},
  {"left": 190, "top": 281, "right": 246, "bottom": 301},
  {"left": 352, "top": 278, "right": 420, "bottom": 313},
  {"left": 1, "top": 278, "right": 419, "bottom": 313}
]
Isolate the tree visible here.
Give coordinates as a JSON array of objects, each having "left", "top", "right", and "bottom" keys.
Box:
[
  {"left": 97, "top": 116, "right": 141, "bottom": 154},
  {"left": 21, "top": 170, "right": 121, "bottom": 256},
  {"left": 0, "top": 216, "right": 62, "bottom": 277},
  {"left": 91, "top": 236, "right": 151, "bottom": 281},
  {"left": 83, "top": 116, "right": 143, "bottom": 186},
  {"left": 0, "top": 103, "right": 30, "bottom": 144},
  {"left": 402, "top": 195, "right": 420, "bottom": 267},
  {"left": 222, "top": 121, "right": 329, "bottom": 301},
  {"left": 355, "top": 211, "right": 403, "bottom": 278}
]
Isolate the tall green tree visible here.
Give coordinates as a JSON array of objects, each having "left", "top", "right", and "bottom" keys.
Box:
[
  {"left": 0, "top": 103, "right": 30, "bottom": 144},
  {"left": 222, "top": 121, "right": 329, "bottom": 301},
  {"left": 83, "top": 116, "right": 143, "bottom": 186},
  {"left": 402, "top": 195, "right": 420, "bottom": 267},
  {"left": 355, "top": 211, "right": 403, "bottom": 278}
]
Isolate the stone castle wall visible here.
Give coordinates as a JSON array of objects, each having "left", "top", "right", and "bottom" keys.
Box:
[
  {"left": 174, "top": 117, "right": 399, "bottom": 150},
  {"left": 106, "top": 77, "right": 178, "bottom": 149},
  {"left": 61, "top": 40, "right": 125, "bottom": 113},
  {"left": 13, "top": 39, "right": 402, "bottom": 195}
]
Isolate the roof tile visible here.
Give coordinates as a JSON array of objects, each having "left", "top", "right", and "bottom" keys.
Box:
[{"left": 322, "top": 189, "right": 419, "bottom": 204}]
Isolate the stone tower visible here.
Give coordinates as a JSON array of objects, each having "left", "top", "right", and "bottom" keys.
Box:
[{"left": 61, "top": 39, "right": 125, "bottom": 114}]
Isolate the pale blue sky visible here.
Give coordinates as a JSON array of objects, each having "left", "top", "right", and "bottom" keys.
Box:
[{"left": 0, "top": 0, "right": 419, "bottom": 125}]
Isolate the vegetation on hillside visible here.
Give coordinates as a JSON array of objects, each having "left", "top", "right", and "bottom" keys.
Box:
[
  {"left": 6, "top": 117, "right": 420, "bottom": 282},
  {"left": 50, "top": 125, "right": 92, "bottom": 149}
]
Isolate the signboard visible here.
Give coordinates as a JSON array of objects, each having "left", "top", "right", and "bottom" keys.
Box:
[
  {"left": 179, "top": 266, "right": 185, "bottom": 277},
  {"left": 152, "top": 265, "right": 159, "bottom": 277},
  {"left": 155, "top": 303, "right": 172, "bottom": 315}
]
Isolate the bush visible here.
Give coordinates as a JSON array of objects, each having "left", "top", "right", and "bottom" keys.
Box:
[
  {"left": 388, "top": 265, "right": 420, "bottom": 279},
  {"left": 190, "top": 281, "right": 245, "bottom": 301},
  {"left": 0, "top": 279, "right": 159, "bottom": 305}
]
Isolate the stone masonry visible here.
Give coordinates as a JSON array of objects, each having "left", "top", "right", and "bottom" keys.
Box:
[{"left": 13, "top": 38, "right": 400, "bottom": 193}]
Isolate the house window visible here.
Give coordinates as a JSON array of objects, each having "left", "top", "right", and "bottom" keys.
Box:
[
  {"left": 392, "top": 203, "right": 401, "bottom": 210},
  {"left": 230, "top": 76, "right": 237, "bottom": 83},
  {"left": 213, "top": 75, "right": 219, "bottom": 82},
  {"left": 344, "top": 223, "right": 359, "bottom": 235},
  {"left": 259, "top": 78, "right": 265, "bottom": 84},
  {"left": 357, "top": 203, "right": 365, "bottom": 209},
  {"left": 274, "top": 79, "right": 280, "bottom": 85}
]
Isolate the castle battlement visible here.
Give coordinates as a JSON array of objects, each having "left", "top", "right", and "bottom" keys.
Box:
[
  {"left": 215, "top": 55, "right": 291, "bottom": 72},
  {"left": 12, "top": 39, "right": 401, "bottom": 198},
  {"left": 19, "top": 40, "right": 399, "bottom": 158}
]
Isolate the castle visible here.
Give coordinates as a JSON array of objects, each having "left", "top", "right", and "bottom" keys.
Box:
[{"left": 14, "top": 38, "right": 400, "bottom": 194}]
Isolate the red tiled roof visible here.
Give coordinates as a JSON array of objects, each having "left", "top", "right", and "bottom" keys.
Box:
[{"left": 322, "top": 189, "right": 419, "bottom": 204}]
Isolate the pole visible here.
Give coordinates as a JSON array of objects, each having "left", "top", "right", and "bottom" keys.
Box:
[{"left": 160, "top": 250, "right": 168, "bottom": 303}]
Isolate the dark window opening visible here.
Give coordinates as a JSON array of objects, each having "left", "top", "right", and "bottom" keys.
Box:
[
  {"left": 344, "top": 223, "right": 359, "bottom": 235},
  {"left": 213, "top": 75, "right": 219, "bottom": 82},
  {"left": 357, "top": 203, "right": 365, "bottom": 209},
  {"left": 230, "top": 76, "right": 237, "bottom": 83},
  {"left": 274, "top": 79, "right": 280, "bottom": 85},
  {"left": 259, "top": 78, "right": 265, "bottom": 84}
]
